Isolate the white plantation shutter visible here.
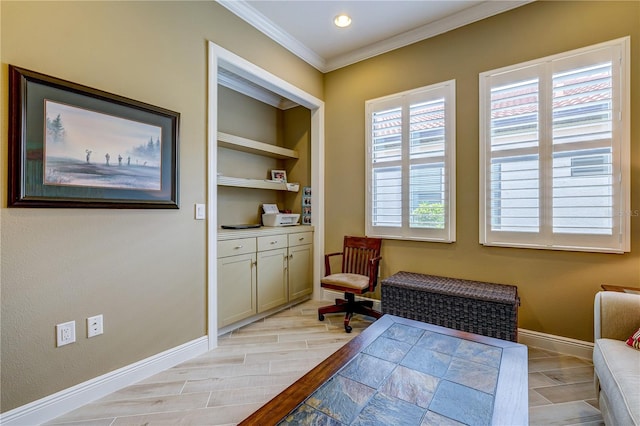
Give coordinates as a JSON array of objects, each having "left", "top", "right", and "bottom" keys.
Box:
[
  {"left": 480, "top": 38, "right": 630, "bottom": 253},
  {"left": 370, "top": 106, "right": 402, "bottom": 228},
  {"left": 487, "top": 70, "right": 541, "bottom": 235},
  {"left": 552, "top": 59, "right": 614, "bottom": 236},
  {"left": 366, "top": 81, "right": 456, "bottom": 242}
]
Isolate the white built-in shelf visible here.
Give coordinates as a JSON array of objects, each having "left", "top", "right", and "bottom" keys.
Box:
[
  {"left": 217, "top": 176, "right": 299, "bottom": 192},
  {"left": 217, "top": 132, "right": 299, "bottom": 160}
]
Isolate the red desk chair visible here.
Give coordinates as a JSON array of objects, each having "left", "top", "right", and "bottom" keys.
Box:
[{"left": 318, "top": 236, "right": 383, "bottom": 333}]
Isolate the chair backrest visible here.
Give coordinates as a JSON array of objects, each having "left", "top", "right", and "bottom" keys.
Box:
[{"left": 342, "top": 236, "right": 383, "bottom": 289}]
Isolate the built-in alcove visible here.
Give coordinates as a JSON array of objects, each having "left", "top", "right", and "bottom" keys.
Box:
[
  {"left": 216, "top": 86, "right": 311, "bottom": 226},
  {"left": 207, "top": 42, "right": 325, "bottom": 348}
]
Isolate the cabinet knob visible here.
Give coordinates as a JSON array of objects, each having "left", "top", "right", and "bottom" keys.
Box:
[
  {"left": 234, "top": 245, "right": 243, "bottom": 249},
  {"left": 299, "top": 237, "right": 305, "bottom": 241},
  {"left": 270, "top": 240, "right": 277, "bottom": 244}
]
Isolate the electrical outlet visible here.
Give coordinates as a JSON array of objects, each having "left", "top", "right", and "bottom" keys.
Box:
[
  {"left": 56, "top": 321, "right": 76, "bottom": 347},
  {"left": 87, "top": 314, "right": 103, "bottom": 338}
]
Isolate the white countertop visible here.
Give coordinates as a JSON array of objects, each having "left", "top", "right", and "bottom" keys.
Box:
[{"left": 217, "top": 225, "right": 314, "bottom": 240}]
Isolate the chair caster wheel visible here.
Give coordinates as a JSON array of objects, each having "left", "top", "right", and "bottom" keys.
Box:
[
  {"left": 345, "top": 325, "right": 352, "bottom": 333},
  {"left": 319, "top": 314, "right": 325, "bottom": 321}
]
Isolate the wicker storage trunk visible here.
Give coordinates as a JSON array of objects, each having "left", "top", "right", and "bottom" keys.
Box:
[{"left": 381, "top": 271, "right": 520, "bottom": 342}]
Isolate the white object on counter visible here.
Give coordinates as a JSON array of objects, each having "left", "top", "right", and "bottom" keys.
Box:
[{"left": 262, "top": 213, "right": 300, "bottom": 226}]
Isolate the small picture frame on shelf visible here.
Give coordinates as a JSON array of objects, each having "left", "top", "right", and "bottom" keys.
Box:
[{"left": 271, "top": 170, "right": 287, "bottom": 182}]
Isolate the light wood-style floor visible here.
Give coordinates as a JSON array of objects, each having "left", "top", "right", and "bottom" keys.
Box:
[{"left": 48, "top": 300, "right": 603, "bottom": 425}]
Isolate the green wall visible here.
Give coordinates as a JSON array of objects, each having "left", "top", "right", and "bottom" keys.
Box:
[{"left": 323, "top": 0, "right": 640, "bottom": 343}]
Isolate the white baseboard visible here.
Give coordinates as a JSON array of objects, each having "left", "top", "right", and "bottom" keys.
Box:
[
  {"left": 320, "top": 291, "right": 593, "bottom": 360},
  {"left": 2, "top": 311, "right": 591, "bottom": 425},
  {"left": 0, "top": 336, "right": 209, "bottom": 426},
  {"left": 518, "top": 328, "right": 594, "bottom": 360}
]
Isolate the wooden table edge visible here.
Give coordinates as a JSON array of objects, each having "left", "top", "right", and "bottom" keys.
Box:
[
  {"left": 239, "top": 314, "right": 528, "bottom": 425},
  {"left": 238, "top": 315, "right": 394, "bottom": 425}
]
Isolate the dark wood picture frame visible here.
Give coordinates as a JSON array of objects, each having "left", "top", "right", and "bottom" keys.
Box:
[{"left": 8, "top": 65, "right": 180, "bottom": 208}]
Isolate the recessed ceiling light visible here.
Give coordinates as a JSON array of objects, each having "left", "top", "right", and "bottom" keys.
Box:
[{"left": 334, "top": 14, "right": 352, "bottom": 28}]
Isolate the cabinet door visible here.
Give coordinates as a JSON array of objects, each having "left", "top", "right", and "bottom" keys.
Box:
[
  {"left": 288, "top": 244, "right": 313, "bottom": 300},
  {"left": 257, "top": 248, "right": 288, "bottom": 313},
  {"left": 217, "top": 253, "right": 256, "bottom": 327}
]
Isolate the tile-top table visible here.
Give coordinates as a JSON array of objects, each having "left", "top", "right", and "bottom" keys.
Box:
[{"left": 240, "top": 315, "right": 528, "bottom": 425}]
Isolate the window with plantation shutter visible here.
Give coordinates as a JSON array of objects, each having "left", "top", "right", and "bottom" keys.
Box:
[
  {"left": 479, "top": 37, "right": 630, "bottom": 253},
  {"left": 366, "top": 81, "right": 456, "bottom": 242}
]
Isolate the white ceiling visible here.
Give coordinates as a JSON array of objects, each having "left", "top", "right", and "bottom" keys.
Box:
[{"left": 217, "top": 0, "right": 533, "bottom": 72}]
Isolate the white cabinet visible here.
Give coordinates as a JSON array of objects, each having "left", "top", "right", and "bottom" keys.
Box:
[
  {"left": 217, "top": 228, "right": 313, "bottom": 330},
  {"left": 217, "top": 252, "right": 256, "bottom": 328},
  {"left": 218, "top": 237, "right": 257, "bottom": 258},
  {"left": 287, "top": 232, "right": 313, "bottom": 300},
  {"left": 257, "top": 248, "right": 288, "bottom": 312},
  {"left": 257, "top": 234, "right": 288, "bottom": 312}
]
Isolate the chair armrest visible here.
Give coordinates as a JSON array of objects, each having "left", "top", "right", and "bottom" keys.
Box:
[
  {"left": 594, "top": 291, "right": 640, "bottom": 340},
  {"left": 367, "top": 256, "right": 382, "bottom": 289},
  {"left": 324, "top": 252, "right": 343, "bottom": 276}
]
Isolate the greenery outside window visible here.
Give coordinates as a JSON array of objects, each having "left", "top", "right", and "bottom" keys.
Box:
[{"left": 365, "top": 80, "right": 456, "bottom": 242}]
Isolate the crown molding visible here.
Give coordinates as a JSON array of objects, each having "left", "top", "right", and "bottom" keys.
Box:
[
  {"left": 217, "top": 0, "right": 327, "bottom": 71},
  {"left": 217, "top": 0, "right": 533, "bottom": 73},
  {"left": 325, "top": 0, "right": 534, "bottom": 72}
]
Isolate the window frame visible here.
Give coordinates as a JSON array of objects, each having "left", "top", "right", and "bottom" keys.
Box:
[
  {"left": 365, "top": 80, "right": 456, "bottom": 242},
  {"left": 479, "top": 37, "right": 630, "bottom": 254}
]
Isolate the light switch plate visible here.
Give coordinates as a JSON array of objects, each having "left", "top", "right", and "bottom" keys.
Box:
[{"left": 195, "top": 204, "right": 206, "bottom": 220}]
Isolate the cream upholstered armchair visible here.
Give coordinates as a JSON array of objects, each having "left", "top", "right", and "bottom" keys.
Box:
[{"left": 593, "top": 291, "right": 640, "bottom": 425}]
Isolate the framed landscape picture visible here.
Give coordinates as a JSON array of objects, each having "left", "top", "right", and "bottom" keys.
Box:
[{"left": 8, "top": 65, "right": 180, "bottom": 208}]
